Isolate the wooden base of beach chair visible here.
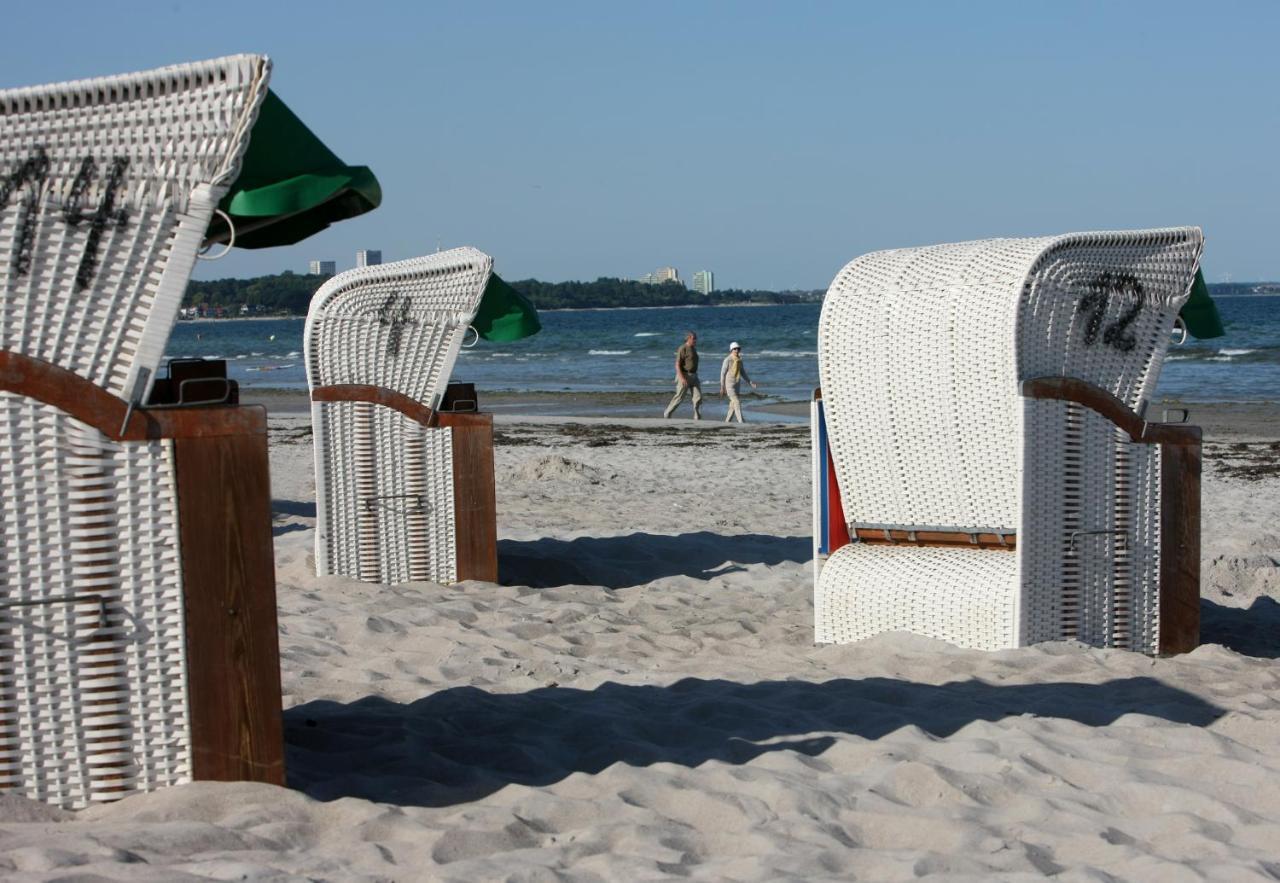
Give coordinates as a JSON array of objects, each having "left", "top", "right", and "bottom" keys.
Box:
[
  {"left": 812, "top": 379, "right": 1201, "bottom": 655},
  {"left": 441, "top": 410, "right": 499, "bottom": 583},
  {"left": 0, "top": 352, "right": 284, "bottom": 805},
  {"left": 311, "top": 384, "right": 498, "bottom": 584},
  {"left": 1022, "top": 378, "right": 1201, "bottom": 655}
]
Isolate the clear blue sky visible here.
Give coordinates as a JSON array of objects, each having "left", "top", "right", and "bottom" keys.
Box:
[{"left": 4, "top": 1, "right": 1277, "bottom": 288}]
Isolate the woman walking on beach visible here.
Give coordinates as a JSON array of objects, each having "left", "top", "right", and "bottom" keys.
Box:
[{"left": 719, "top": 341, "right": 757, "bottom": 423}]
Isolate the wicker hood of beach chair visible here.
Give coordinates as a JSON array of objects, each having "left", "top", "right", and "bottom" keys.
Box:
[
  {"left": 305, "top": 248, "right": 499, "bottom": 586},
  {"left": 812, "top": 228, "right": 1204, "bottom": 654},
  {"left": 0, "top": 56, "right": 285, "bottom": 808}
]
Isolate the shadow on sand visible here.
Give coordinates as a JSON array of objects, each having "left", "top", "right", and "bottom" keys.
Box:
[
  {"left": 285, "top": 676, "right": 1223, "bottom": 808},
  {"left": 1201, "top": 597, "right": 1280, "bottom": 659},
  {"left": 498, "top": 532, "right": 810, "bottom": 589},
  {"left": 273, "top": 499, "right": 317, "bottom": 519}
]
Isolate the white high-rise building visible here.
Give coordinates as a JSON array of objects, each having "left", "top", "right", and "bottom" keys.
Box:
[
  {"left": 655, "top": 266, "right": 680, "bottom": 284},
  {"left": 692, "top": 270, "right": 715, "bottom": 295},
  {"left": 309, "top": 260, "right": 336, "bottom": 276},
  {"left": 356, "top": 249, "right": 382, "bottom": 268}
]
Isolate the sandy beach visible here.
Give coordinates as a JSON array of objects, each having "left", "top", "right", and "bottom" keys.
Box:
[{"left": 0, "top": 406, "right": 1277, "bottom": 880}]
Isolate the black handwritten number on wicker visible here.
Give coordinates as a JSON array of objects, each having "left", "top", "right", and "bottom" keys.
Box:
[
  {"left": 377, "top": 292, "right": 418, "bottom": 358},
  {"left": 62, "top": 156, "right": 130, "bottom": 291},
  {"left": 1, "top": 147, "right": 51, "bottom": 277},
  {"left": 1080, "top": 272, "right": 1144, "bottom": 352},
  {"left": 1, "top": 150, "right": 128, "bottom": 290}
]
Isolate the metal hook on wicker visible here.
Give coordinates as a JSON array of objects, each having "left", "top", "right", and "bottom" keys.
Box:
[
  {"left": 198, "top": 209, "right": 236, "bottom": 261},
  {"left": 1171, "top": 317, "right": 1188, "bottom": 346},
  {"left": 461, "top": 325, "right": 480, "bottom": 348}
]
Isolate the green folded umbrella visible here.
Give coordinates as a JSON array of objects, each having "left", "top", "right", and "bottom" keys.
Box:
[
  {"left": 1179, "top": 268, "right": 1225, "bottom": 340},
  {"left": 473, "top": 274, "right": 541, "bottom": 341},
  {"left": 204, "top": 90, "right": 381, "bottom": 249}
]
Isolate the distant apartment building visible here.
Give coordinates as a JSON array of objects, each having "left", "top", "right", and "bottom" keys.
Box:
[
  {"left": 309, "top": 260, "right": 336, "bottom": 276},
  {"left": 692, "top": 270, "right": 715, "bottom": 295},
  {"left": 639, "top": 266, "right": 681, "bottom": 285},
  {"left": 356, "top": 249, "right": 382, "bottom": 268}
]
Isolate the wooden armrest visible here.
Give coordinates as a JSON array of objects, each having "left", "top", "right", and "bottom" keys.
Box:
[
  {"left": 0, "top": 350, "right": 264, "bottom": 440},
  {"left": 1020, "top": 376, "right": 1200, "bottom": 447},
  {"left": 311, "top": 383, "right": 438, "bottom": 427}
]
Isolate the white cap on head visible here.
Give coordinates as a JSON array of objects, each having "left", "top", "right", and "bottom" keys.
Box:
[{"left": 729, "top": 341, "right": 740, "bottom": 350}]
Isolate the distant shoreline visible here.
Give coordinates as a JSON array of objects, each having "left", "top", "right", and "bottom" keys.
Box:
[
  {"left": 240, "top": 387, "right": 1279, "bottom": 439},
  {"left": 539, "top": 301, "right": 812, "bottom": 313},
  {"left": 179, "top": 315, "right": 302, "bottom": 322},
  {"left": 180, "top": 302, "right": 817, "bottom": 319}
]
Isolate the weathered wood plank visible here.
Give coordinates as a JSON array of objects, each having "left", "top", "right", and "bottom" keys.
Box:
[
  {"left": 1159, "top": 441, "right": 1201, "bottom": 654},
  {"left": 174, "top": 432, "right": 285, "bottom": 784},
  {"left": 311, "top": 383, "right": 436, "bottom": 427},
  {"left": 441, "top": 412, "right": 497, "bottom": 582}
]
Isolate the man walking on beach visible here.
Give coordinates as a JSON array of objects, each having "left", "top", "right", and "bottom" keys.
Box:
[{"left": 663, "top": 330, "right": 703, "bottom": 419}]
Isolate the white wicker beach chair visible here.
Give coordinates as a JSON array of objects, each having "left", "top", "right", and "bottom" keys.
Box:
[
  {"left": 812, "top": 228, "right": 1204, "bottom": 653},
  {"left": 0, "top": 56, "right": 280, "bottom": 808},
  {"left": 306, "top": 248, "right": 499, "bottom": 585}
]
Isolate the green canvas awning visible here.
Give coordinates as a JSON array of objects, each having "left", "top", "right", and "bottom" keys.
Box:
[
  {"left": 1180, "top": 268, "right": 1225, "bottom": 340},
  {"left": 474, "top": 274, "right": 541, "bottom": 341},
  {"left": 204, "top": 90, "right": 381, "bottom": 249}
]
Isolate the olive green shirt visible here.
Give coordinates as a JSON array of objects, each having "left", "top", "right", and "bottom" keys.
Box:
[{"left": 676, "top": 343, "right": 699, "bottom": 375}]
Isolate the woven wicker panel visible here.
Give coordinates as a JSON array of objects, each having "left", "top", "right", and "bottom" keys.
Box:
[
  {"left": 1014, "top": 229, "right": 1197, "bottom": 652},
  {"left": 1019, "top": 400, "right": 1163, "bottom": 653},
  {"left": 818, "top": 237, "right": 1048, "bottom": 531},
  {"left": 0, "top": 56, "right": 270, "bottom": 399},
  {"left": 304, "top": 248, "right": 493, "bottom": 411},
  {"left": 815, "top": 544, "right": 1019, "bottom": 650},
  {"left": 313, "top": 401, "right": 457, "bottom": 584},
  {"left": 0, "top": 394, "right": 190, "bottom": 808},
  {"left": 1016, "top": 229, "right": 1203, "bottom": 411}
]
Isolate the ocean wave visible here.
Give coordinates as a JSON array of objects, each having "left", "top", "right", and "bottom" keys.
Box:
[
  {"left": 589, "top": 349, "right": 632, "bottom": 355},
  {"left": 634, "top": 332, "right": 661, "bottom": 337},
  {"left": 756, "top": 349, "right": 817, "bottom": 358},
  {"left": 1167, "top": 347, "right": 1278, "bottom": 363},
  {"left": 287, "top": 351, "right": 301, "bottom": 357}
]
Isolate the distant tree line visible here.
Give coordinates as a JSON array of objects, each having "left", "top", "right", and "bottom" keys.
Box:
[
  {"left": 507, "top": 277, "right": 823, "bottom": 310},
  {"left": 186, "top": 271, "right": 328, "bottom": 315},
  {"left": 1208, "top": 282, "right": 1280, "bottom": 296},
  {"left": 184, "top": 272, "right": 824, "bottom": 315},
  {"left": 187, "top": 271, "right": 1257, "bottom": 316}
]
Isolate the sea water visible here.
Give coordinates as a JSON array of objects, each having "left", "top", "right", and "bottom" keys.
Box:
[{"left": 164, "top": 296, "right": 1280, "bottom": 403}]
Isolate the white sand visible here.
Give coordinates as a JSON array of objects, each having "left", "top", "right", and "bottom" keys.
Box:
[{"left": 2, "top": 415, "right": 1279, "bottom": 881}]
